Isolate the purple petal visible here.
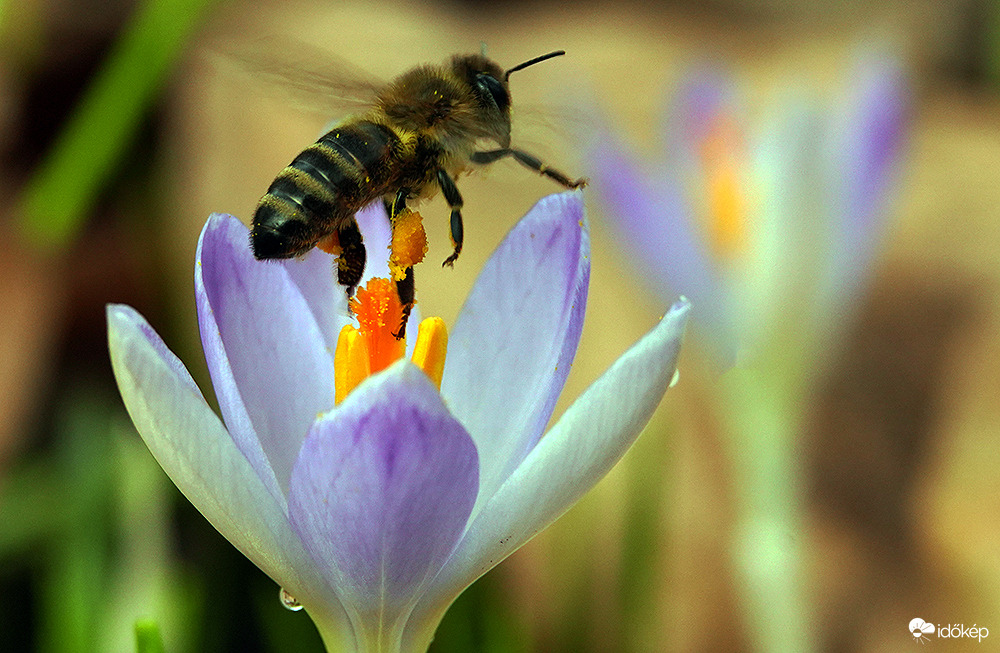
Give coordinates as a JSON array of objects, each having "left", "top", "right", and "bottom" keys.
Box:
[
  {"left": 409, "top": 299, "right": 691, "bottom": 646},
  {"left": 591, "top": 127, "right": 729, "bottom": 345},
  {"left": 354, "top": 200, "right": 393, "bottom": 282},
  {"left": 288, "top": 362, "right": 478, "bottom": 623},
  {"left": 107, "top": 304, "right": 351, "bottom": 637},
  {"left": 196, "top": 214, "right": 336, "bottom": 498},
  {"left": 662, "top": 67, "right": 735, "bottom": 163},
  {"left": 834, "top": 53, "right": 908, "bottom": 285},
  {"left": 441, "top": 192, "right": 588, "bottom": 516},
  {"left": 279, "top": 247, "right": 347, "bottom": 354}
]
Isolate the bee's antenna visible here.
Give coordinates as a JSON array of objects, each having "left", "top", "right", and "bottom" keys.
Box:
[{"left": 505, "top": 50, "right": 565, "bottom": 81}]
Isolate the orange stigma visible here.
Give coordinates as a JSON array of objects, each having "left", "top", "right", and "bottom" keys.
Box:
[{"left": 335, "top": 277, "right": 448, "bottom": 404}]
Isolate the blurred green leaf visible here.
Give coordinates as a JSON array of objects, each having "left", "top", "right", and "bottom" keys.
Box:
[
  {"left": 255, "top": 582, "right": 324, "bottom": 653},
  {"left": 989, "top": 0, "right": 1000, "bottom": 87},
  {"left": 619, "top": 416, "right": 673, "bottom": 653},
  {"left": 430, "top": 573, "right": 525, "bottom": 653},
  {"left": 38, "top": 388, "right": 118, "bottom": 653},
  {"left": 17, "top": 0, "right": 220, "bottom": 250},
  {"left": 134, "top": 620, "right": 165, "bottom": 653},
  {"left": 0, "top": 459, "right": 65, "bottom": 555}
]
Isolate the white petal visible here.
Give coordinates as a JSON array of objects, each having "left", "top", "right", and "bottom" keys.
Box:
[
  {"left": 442, "top": 192, "right": 589, "bottom": 519},
  {"left": 106, "top": 304, "right": 350, "bottom": 636},
  {"left": 411, "top": 299, "right": 690, "bottom": 632}
]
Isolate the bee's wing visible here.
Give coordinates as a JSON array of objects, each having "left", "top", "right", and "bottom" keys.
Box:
[
  {"left": 511, "top": 101, "right": 599, "bottom": 155},
  {"left": 207, "top": 37, "right": 384, "bottom": 115}
]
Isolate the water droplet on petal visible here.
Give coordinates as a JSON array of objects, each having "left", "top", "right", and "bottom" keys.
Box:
[
  {"left": 669, "top": 368, "right": 680, "bottom": 388},
  {"left": 279, "top": 587, "right": 303, "bottom": 611}
]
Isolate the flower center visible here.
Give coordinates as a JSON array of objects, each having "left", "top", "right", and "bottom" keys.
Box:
[
  {"left": 700, "top": 114, "right": 747, "bottom": 261},
  {"left": 334, "top": 277, "right": 447, "bottom": 404}
]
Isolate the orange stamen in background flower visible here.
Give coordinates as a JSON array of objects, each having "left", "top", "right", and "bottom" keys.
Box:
[
  {"left": 701, "top": 114, "right": 747, "bottom": 260},
  {"left": 334, "top": 277, "right": 450, "bottom": 402},
  {"left": 389, "top": 209, "right": 427, "bottom": 281}
]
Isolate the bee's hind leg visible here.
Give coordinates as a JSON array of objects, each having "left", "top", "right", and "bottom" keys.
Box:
[
  {"left": 387, "top": 189, "right": 415, "bottom": 340},
  {"left": 392, "top": 266, "right": 415, "bottom": 340},
  {"left": 436, "top": 169, "right": 464, "bottom": 267},
  {"left": 336, "top": 217, "right": 366, "bottom": 300}
]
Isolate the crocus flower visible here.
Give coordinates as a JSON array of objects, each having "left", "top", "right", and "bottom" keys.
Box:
[
  {"left": 592, "top": 52, "right": 907, "bottom": 368},
  {"left": 589, "top": 53, "right": 907, "bottom": 653},
  {"left": 108, "top": 192, "right": 690, "bottom": 652}
]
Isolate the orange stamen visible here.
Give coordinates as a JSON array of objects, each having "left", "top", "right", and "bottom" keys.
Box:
[
  {"left": 334, "top": 325, "right": 370, "bottom": 405},
  {"left": 411, "top": 317, "right": 447, "bottom": 390},
  {"left": 317, "top": 231, "right": 342, "bottom": 256}
]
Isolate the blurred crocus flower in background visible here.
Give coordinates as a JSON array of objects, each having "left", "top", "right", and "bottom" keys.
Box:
[
  {"left": 592, "top": 51, "right": 907, "bottom": 370},
  {"left": 107, "top": 192, "right": 690, "bottom": 652},
  {"left": 590, "top": 51, "right": 908, "bottom": 652}
]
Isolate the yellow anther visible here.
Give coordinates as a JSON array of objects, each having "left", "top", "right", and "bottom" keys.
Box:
[
  {"left": 411, "top": 317, "right": 448, "bottom": 389},
  {"left": 335, "top": 325, "right": 371, "bottom": 404}
]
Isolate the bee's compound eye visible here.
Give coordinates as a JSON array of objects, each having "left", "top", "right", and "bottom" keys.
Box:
[{"left": 475, "top": 74, "right": 509, "bottom": 113}]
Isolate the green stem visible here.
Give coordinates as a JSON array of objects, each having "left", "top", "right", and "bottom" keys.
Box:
[
  {"left": 720, "top": 365, "right": 813, "bottom": 653},
  {"left": 17, "top": 0, "right": 220, "bottom": 250}
]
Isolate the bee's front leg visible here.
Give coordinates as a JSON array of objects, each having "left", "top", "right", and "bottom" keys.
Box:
[
  {"left": 436, "top": 169, "right": 464, "bottom": 268},
  {"left": 471, "top": 148, "right": 587, "bottom": 189}
]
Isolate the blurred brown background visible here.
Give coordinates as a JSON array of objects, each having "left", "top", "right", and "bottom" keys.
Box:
[{"left": 1, "top": 0, "right": 998, "bottom": 651}]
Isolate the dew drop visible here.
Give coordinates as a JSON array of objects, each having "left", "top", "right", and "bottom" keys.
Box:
[
  {"left": 279, "top": 587, "right": 303, "bottom": 611},
  {"left": 669, "top": 368, "right": 680, "bottom": 389}
]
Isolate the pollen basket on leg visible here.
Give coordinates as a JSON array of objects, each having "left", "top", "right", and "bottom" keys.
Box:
[{"left": 389, "top": 208, "right": 428, "bottom": 281}]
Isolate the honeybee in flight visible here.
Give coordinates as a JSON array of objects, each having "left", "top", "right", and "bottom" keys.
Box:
[{"left": 249, "top": 49, "right": 586, "bottom": 337}]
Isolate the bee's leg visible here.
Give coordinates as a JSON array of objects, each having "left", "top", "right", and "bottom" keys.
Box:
[
  {"left": 392, "top": 266, "right": 415, "bottom": 340},
  {"left": 386, "top": 189, "right": 415, "bottom": 340},
  {"left": 436, "top": 169, "right": 464, "bottom": 267},
  {"left": 385, "top": 188, "right": 409, "bottom": 224},
  {"left": 471, "top": 148, "right": 587, "bottom": 189},
  {"left": 336, "top": 217, "right": 366, "bottom": 300}
]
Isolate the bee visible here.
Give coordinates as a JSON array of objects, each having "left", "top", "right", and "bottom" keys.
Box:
[{"left": 249, "top": 50, "right": 586, "bottom": 337}]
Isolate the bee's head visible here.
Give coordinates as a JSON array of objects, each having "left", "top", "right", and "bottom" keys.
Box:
[
  {"left": 451, "top": 50, "right": 567, "bottom": 149},
  {"left": 451, "top": 54, "right": 512, "bottom": 148}
]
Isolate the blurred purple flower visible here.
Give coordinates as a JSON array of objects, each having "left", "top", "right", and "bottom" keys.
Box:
[
  {"left": 107, "top": 192, "right": 689, "bottom": 652},
  {"left": 592, "top": 53, "right": 907, "bottom": 365}
]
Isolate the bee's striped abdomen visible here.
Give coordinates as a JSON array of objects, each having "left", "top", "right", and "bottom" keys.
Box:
[{"left": 251, "top": 120, "right": 401, "bottom": 260}]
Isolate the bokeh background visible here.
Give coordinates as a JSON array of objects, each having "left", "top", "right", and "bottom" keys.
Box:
[{"left": 1, "top": 0, "right": 998, "bottom": 650}]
